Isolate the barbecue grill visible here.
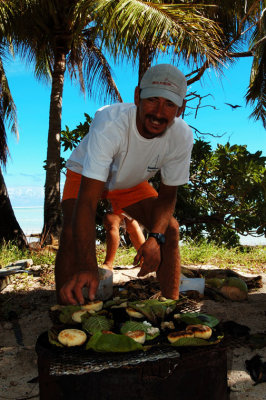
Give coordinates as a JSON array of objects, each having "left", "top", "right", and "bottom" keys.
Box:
[{"left": 36, "top": 299, "right": 229, "bottom": 400}]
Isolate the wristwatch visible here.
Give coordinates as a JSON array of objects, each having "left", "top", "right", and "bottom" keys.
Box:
[{"left": 148, "top": 232, "right": 166, "bottom": 245}]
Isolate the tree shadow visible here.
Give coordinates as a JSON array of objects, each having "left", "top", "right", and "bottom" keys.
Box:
[{"left": 0, "top": 287, "right": 56, "bottom": 321}]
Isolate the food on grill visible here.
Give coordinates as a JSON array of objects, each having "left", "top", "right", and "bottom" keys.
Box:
[
  {"left": 81, "top": 300, "right": 103, "bottom": 312},
  {"left": 48, "top": 297, "right": 222, "bottom": 352},
  {"left": 167, "top": 330, "right": 194, "bottom": 343},
  {"left": 50, "top": 304, "right": 64, "bottom": 311},
  {"left": 126, "top": 307, "right": 144, "bottom": 319},
  {"left": 72, "top": 310, "right": 89, "bottom": 323},
  {"left": 161, "top": 321, "right": 175, "bottom": 330},
  {"left": 143, "top": 321, "right": 160, "bottom": 337},
  {"left": 186, "top": 324, "right": 212, "bottom": 340},
  {"left": 58, "top": 329, "right": 87, "bottom": 347},
  {"left": 111, "top": 302, "right": 128, "bottom": 308},
  {"left": 124, "top": 330, "right": 146, "bottom": 344},
  {"left": 82, "top": 314, "right": 113, "bottom": 335}
]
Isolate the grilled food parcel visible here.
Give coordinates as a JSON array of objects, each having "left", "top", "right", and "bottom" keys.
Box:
[{"left": 49, "top": 297, "right": 223, "bottom": 352}]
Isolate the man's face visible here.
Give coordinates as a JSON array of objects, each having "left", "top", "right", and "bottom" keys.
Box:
[{"left": 134, "top": 87, "right": 181, "bottom": 139}]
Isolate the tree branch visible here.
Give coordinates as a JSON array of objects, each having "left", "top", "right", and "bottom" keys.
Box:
[
  {"left": 189, "top": 124, "right": 226, "bottom": 138},
  {"left": 187, "top": 60, "right": 209, "bottom": 85},
  {"left": 228, "top": 36, "right": 266, "bottom": 58}
]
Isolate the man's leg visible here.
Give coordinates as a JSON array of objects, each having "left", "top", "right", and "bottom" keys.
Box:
[
  {"left": 124, "top": 217, "right": 145, "bottom": 250},
  {"left": 55, "top": 199, "right": 76, "bottom": 303},
  {"left": 123, "top": 197, "right": 181, "bottom": 299},
  {"left": 102, "top": 213, "right": 124, "bottom": 270}
]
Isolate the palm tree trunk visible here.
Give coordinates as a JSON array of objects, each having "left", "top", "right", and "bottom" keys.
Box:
[
  {"left": 138, "top": 45, "right": 154, "bottom": 84},
  {"left": 0, "top": 167, "right": 27, "bottom": 248},
  {"left": 43, "top": 50, "right": 66, "bottom": 242}
]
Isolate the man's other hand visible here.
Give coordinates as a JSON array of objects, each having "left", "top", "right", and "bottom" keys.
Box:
[{"left": 134, "top": 238, "right": 161, "bottom": 277}]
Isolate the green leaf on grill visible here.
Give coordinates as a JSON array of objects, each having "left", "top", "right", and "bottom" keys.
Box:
[
  {"left": 82, "top": 315, "right": 113, "bottom": 335},
  {"left": 86, "top": 331, "right": 143, "bottom": 352},
  {"left": 180, "top": 312, "right": 219, "bottom": 328},
  {"left": 120, "top": 321, "right": 160, "bottom": 340}
]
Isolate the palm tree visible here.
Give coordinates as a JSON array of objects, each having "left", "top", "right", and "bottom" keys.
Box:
[
  {"left": 10, "top": 0, "right": 123, "bottom": 242},
  {"left": 245, "top": 1, "right": 266, "bottom": 128},
  {"left": 9, "top": 0, "right": 225, "bottom": 243},
  {"left": 0, "top": 1, "right": 27, "bottom": 247},
  {"left": 188, "top": 0, "right": 265, "bottom": 125}
]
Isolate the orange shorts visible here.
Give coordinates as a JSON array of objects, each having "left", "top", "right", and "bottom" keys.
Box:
[{"left": 62, "top": 169, "right": 158, "bottom": 214}]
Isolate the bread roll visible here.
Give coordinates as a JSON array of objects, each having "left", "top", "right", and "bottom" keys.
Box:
[
  {"left": 81, "top": 300, "right": 103, "bottom": 312},
  {"left": 72, "top": 310, "right": 88, "bottom": 323},
  {"left": 58, "top": 329, "right": 87, "bottom": 347},
  {"left": 186, "top": 324, "right": 212, "bottom": 340},
  {"left": 50, "top": 304, "right": 64, "bottom": 311},
  {"left": 167, "top": 330, "right": 194, "bottom": 344},
  {"left": 125, "top": 330, "right": 146, "bottom": 344},
  {"left": 126, "top": 307, "right": 144, "bottom": 319}
]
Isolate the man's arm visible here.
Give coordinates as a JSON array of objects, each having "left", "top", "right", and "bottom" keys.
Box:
[
  {"left": 150, "top": 183, "right": 177, "bottom": 233},
  {"left": 135, "top": 183, "right": 177, "bottom": 276},
  {"left": 59, "top": 176, "right": 106, "bottom": 304}
]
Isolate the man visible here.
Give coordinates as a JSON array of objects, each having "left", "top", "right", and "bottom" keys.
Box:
[
  {"left": 56, "top": 63, "right": 193, "bottom": 304},
  {"left": 102, "top": 212, "right": 145, "bottom": 270}
]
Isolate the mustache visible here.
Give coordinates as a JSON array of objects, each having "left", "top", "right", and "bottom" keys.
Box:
[{"left": 147, "top": 114, "right": 168, "bottom": 124}]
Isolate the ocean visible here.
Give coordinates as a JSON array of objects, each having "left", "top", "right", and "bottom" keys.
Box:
[
  {"left": 13, "top": 206, "right": 43, "bottom": 236},
  {"left": 13, "top": 206, "right": 266, "bottom": 247}
]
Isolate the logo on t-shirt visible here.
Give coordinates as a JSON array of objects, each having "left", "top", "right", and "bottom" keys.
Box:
[{"left": 147, "top": 155, "right": 160, "bottom": 172}]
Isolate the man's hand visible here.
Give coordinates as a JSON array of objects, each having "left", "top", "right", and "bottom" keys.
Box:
[
  {"left": 59, "top": 270, "right": 100, "bottom": 305},
  {"left": 134, "top": 238, "right": 161, "bottom": 277}
]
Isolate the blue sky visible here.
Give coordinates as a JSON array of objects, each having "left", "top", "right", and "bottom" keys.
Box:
[{"left": 3, "top": 54, "right": 266, "bottom": 209}]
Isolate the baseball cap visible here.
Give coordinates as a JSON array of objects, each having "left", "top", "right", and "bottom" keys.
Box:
[{"left": 139, "top": 64, "right": 187, "bottom": 107}]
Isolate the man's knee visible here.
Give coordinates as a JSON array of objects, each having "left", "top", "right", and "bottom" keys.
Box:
[
  {"left": 103, "top": 213, "right": 122, "bottom": 232},
  {"left": 125, "top": 218, "right": 137, "bottom": 234},
  {"left": 166, "top": 217, "right": 180, "bottom": 241}
]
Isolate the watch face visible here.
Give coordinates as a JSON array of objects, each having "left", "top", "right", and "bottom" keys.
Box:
[{"left": 149, "top": 233, "right": 166, "bottom": 244}]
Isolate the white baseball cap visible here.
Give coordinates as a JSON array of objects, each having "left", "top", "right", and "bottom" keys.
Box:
[{"left": 139, "top": 64, "right": 187, "bottom": 107}]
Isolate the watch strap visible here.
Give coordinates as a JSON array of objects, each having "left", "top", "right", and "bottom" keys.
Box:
[{"left": 148, "top": 232, "right": 166, "bottom": 244}]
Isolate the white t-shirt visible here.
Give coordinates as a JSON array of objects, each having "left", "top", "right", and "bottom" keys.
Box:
[{"left": 66, "top": 103, "right": 193, "bottom": 190}]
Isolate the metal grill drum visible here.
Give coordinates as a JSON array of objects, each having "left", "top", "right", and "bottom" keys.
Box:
[
  {"left": 36, "top": 333, "right": 228, "bottom": 400},
  {"left": 36, "top": 299, "right": 228, "bottom": 400}
]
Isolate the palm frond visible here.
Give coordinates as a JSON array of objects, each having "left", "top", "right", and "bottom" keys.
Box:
[
  {"left": 0, "top": 57, "right": 18, "bottom": 137},
  {"left": 81, "top": 30, "right": 122, "bottom": 103},
  {"left": 93, "top": 0, "right": 224, "bottom": 68},
  {"left": 245, "top": 4, "right": 266, "bottom": 128}
]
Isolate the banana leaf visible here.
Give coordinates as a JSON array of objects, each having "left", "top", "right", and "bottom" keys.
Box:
[
  {"left": 85, "top": 331, "right": 143, "bottom": 352},
  {"left": 180, "top": 312, "right": 219, "bottom": 328},
  {"left": 170, "top": 332, "right": 224, "bottom": 347},
  {"left": 59, "top": 305, "right": 83, "bottom": 324},
  {"left": 128, "top": 299, "right": 177, "bottom": 322},
  {"left": 82, "top": 314, "right": 113, "bottom": 335}
]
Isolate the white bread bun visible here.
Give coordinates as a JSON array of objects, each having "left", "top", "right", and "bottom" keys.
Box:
[
  {"left": 126, "top": 307, "right": 144, "bottom": 319},
  {"left": 50, "top": 304, "right": 64, "bottom": 311},
  {"left": 124, "top": 330, "right": 146, "bottom": 344},
  {"left": 72, "top": 310, "right": 88, "bottom": 323},
  {"left": 81, "top": 300, "right": 103, "bottom": 312},
  {"left": 58, "top": 329, "right": 87, "bottom": 347},
  {"left": 111, "top": 302, "right": 128, "bottom": 309},
  {"left": 167, "top": 330, "right": 194, "bottom": 344},
  {"left": 186, "top": 324, "right": 212, "bottom": 340}
]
